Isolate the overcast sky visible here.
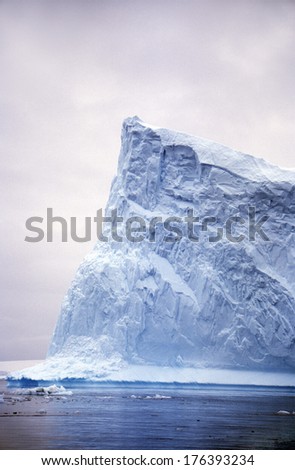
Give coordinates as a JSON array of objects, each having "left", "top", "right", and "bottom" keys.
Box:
[{"left": 1, "top": 0, "right": 294, "bottom": 360}]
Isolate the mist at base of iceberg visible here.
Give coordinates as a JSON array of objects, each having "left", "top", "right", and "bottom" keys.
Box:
[{"left": 8, "top": 361, "right": 295, "bottom": 388}]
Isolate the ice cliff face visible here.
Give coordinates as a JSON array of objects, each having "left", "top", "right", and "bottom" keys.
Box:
[{"left": 45, "top": 116, "right": 295, "bottom": 376}]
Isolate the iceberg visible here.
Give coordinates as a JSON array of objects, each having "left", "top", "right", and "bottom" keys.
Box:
[{"left": 10, "top": 117, "right": 295, "bottom": 385}]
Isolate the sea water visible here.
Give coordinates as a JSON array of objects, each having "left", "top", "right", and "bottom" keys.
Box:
[{"left": 0, "top": 381, "right": 294, "bottom": 450}]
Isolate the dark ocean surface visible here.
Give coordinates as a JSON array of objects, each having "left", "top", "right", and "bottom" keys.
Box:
[{"left": 0, "top": 381, "right": 295, "bottom": 450}]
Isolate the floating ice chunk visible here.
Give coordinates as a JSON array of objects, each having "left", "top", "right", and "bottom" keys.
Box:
[
  {"left": 129, "top": 394, "right": 171, "bottom": 400},
  {"left": 16, "top": 385, "right": 72, "bottom": 396},
  {"left": 154, "top": 394, "right": 172, "bottom": 399},
  {"left": 144, "top": 394, "right": 171, "bottom": 400}
]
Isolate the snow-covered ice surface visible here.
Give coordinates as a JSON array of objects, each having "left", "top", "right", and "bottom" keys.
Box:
[{"left": 9, "top": 117, "right": 295, "bottom": 385}]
